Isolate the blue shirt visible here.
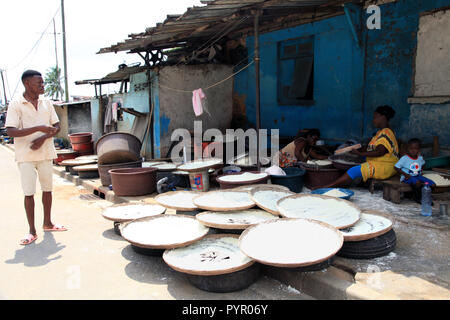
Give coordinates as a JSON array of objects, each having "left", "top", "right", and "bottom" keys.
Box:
[{"left": 395, "top": 155, "right": 425, "bottom": 181}]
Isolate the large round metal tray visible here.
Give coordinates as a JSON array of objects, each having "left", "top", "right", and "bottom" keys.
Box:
[
  {"left": 193, "top": 190, "right": 255, "bottom": 212},
  {"left": 163, "top": 234, "right": 255, "bottom": 276},
  {"left": 276, "top": 194, "right": 361, "bottom": 229},
  {"left": 239, "top": 218, "right": 343, "bottom": 268},
  {"left": 102, "top": 203, "right": 167, "bottom": 223},
  {"left": 250, "top": 187, "right": 295, "bottom": 216},
  {"left": 340, "top": 210, "right": 394, "bottom": 242},
  {"left": 196, "top": 209, "right": 278, "bottom": 230},
  {"left": 177, "top": 158, "right": 223, "bottom": 172},
  {"left": 233, "top": 184, "right": 290, "bottom": 193},
  {"left": 120, "top": 215, "right": 209, "bottom": 249},
  {"left": 154, "top": 191, "right": 202, "bottom": 211}
]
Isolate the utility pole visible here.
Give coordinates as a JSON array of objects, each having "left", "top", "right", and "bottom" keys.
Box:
[
  {"left": 61, "top": 0, "right": 69, "bottom": 102},
  {"left": 53, "top": 18, "right": 59, "bottom": 70},
  {"left": 53, "top": 18, "right": 61, "bottom": 101},
  {"left": 0, "top": 70, "right": 8, "bottom": 108}
]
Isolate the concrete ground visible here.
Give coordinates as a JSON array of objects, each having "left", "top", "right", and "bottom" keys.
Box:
[
  {"left": 1, "top": 143, "right": 449, "bottom": 300},
  {"left": 0, "top": 144, "right": 312, "bottom": 300}
]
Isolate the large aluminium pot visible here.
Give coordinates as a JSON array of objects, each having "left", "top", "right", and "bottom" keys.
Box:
[
  {"left": 96, "top": 132, "right": 142, "bottom": 165},
  {"left": 98, "top": 160, "right": 142, "bottom": 187},
  {"left": 109, "top": 167, "right": 157, "bottom": 197}
]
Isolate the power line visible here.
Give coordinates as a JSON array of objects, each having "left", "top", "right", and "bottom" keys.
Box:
[
  {"left": 5, "top": 7, "right": 61, "bottom": 72},
  {"left": 6, "top": 7, "right": 61, "bottom": 101}
]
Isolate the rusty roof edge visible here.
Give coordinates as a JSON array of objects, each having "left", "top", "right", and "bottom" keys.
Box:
[{"left": 97, "top": 0, "right": 360, "bottom": 55}]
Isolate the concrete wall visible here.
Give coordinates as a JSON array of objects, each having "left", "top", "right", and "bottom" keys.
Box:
[
  {"left": 234, "top": 0, "right": 450, "bottom": 147},
  {"left": 54, "top": 105, "right": 69, "bottom": 141},
  {"left": 414, "top": 8, "right": 450, "bottom": 97},
  {"left": 67, "top": 103, "right": 92, "bottom": 134},
  {"left": 235, "top": 14, "right": 365, "bottom": 144},
  {"left": 156, "top": 64, "right": 234, "bottom": 158}
]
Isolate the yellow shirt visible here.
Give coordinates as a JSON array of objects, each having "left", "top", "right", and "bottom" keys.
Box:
[
  {"left": 5, "top": 94, "right": 59, "bottom": 163},
  {"left": 361, "top": 128, "right": 399, "bottom": 181}
]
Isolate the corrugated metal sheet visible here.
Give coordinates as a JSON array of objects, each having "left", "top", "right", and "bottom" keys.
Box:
[{"left": 98, "top": 0, "right": 355, "bottom": 55}]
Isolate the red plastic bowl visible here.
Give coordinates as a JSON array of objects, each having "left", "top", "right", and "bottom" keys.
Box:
[{"left": 69, "top": 132, "right": 93, "bottom": 144}]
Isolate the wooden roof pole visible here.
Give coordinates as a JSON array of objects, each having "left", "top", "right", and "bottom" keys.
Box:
[{"left": 253, "top": 9, "right": 261, "bottom": 171}]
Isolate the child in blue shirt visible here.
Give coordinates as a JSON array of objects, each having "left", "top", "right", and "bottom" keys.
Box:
[{"left": 395, "top": 138, "right": 435, "bottom": 203}]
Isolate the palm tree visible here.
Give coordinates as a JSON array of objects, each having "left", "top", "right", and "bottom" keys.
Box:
[{"left": 44, "top": 66, "right": 64, "bottom": 100}]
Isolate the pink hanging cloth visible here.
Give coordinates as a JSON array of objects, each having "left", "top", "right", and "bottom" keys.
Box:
[{"left": 192, "top": 88, "right": 206, "bottom": 116}]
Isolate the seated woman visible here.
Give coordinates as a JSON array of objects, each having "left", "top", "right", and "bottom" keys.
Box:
[
  {"left": 315, "top": 105, "right": 399, "bottom": 189},
  {"left": 277, "top": 129, "right": 328, "bottom": 168}
]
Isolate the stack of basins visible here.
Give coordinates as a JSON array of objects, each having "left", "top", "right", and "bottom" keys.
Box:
[
  {"left": 96, "top": 132, "right": 156, "bottom": 196},
  {"left": 68, "top": 132, "right": 94, "bottom": 156}
]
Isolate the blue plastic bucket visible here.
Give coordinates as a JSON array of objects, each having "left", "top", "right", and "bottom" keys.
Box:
[{"left": 270, "top": 167, "right": 306, "bottom": 193}]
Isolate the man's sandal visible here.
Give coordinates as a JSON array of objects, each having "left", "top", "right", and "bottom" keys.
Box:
[
  {"left": 20, "top": 234, "right": 38, "bottom": 246},
  {"left": 43, "top": 224, "right": 67, "bottom": 232}
]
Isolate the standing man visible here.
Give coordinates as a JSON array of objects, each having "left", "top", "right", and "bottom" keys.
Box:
[{"left": 6, "top": 70, "right": 67, "bottom": 246}]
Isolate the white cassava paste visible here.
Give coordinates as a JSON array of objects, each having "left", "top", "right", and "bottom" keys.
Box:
[
  {"left": 142, "top": 161, "right": 166, "bottom": 168},
  {"left": 277, "top": 195, "right": 361, "bottom": 229},
  {"left": 423, "top": 173, "right": 450, "bottom": 186},
  {"left": 163, "top": 235, "right": 253, "bottom": 275},
  {"left": 102, "top": 204, "right": 166, "bottom": 222},
  {"left": 148, "top": 163, "right": 177, "bottom": 171},
  {"left": 340, "top": 213, "right": 392, "bottom": 241},
  {"left": 234, "top": 184, "right": 290, "bottom": 192},
  {"left": 120, "top": 215, "right": 209, "bottom": 247},
  {"left": 196, "top": 209, "right": 278, "bottom": 229},
  {"left": 193, "top": 191, "right": 255, "bottom": 211},
  {"left": 307, "top": 160, "right": 332, "bottom": 166},
  {"left": 251, "top": 189, "right": 294, "bottom": 215},
  {"left": 177, "top": 159, "right": 222, "bottom": 171},
  {"left": 239, "top": 219, "right": 343, "bottom": 267},
  {"left": 322, "top": 189, "right": 349, "bottom": 198},
  {"left": 155, "top": 191, "right": 200, "bottom": 210},
  {"left": 218, "top": 172, "right": 268, "bottom": 183}
]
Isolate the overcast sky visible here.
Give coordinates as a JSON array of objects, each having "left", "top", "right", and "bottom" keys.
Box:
[{"left": 0, "top": 0, "right": 203, "bottom": 104}]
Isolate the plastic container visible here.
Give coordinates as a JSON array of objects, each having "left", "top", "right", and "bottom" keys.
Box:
[
  {"left": 109, "top": 167, "right": 157, "bottom": 197},
  {"left": 421, "top": 183, "right": 432, "bottom": 217},
  {"left": 270, "top": 166, "right": 306, "bottom": 193},
  {"left": 68, "top": 132, "right": 93, "bottom": 144},
  {"left": 98, "top": 160, "right": 143, "bottom": 187},
  {"left": 302, "top": 167, "right": 343, "bottom": 190}
]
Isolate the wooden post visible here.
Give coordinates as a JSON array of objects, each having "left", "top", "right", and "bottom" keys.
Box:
[
  {"left": 433, "top": 136, "right": 440, "bottom": 157},
  {"left": 254, "top": 10, "right": 261, "bottom": 171},
  {"left": 61, "top": 0, "right": 69, "bottom": 102}
]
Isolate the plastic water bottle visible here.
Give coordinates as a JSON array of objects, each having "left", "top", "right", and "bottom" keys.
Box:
[{"left": 421, "top": 182, "right": 432, "bottom": 217}]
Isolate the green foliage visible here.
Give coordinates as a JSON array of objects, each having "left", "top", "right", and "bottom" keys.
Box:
[{"left": 44, "top": 66, "right": 64, "bottom": 100}]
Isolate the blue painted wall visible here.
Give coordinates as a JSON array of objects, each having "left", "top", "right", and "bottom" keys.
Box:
[
  {"left": 235, "top": 13, "right": 365, "bottom": 143},
  {"left": 234, "top": 0, "right": 450, "bottom": 146},
  {"left": 363, "top": 0, "right": 450, "bottom": 146}
]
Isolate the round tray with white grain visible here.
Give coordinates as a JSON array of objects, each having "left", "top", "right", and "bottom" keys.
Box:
[
  {"left": 196, "top": 209, "right": 279, "bottom": 230},
  {"left": 239, "top": 218, "right": 343, "bottom": 268},
  {"left": 340, "top": 210, "right": 394, "bottom": 242},
  {"left": 250, "top": 187, "right": 295, "bottom": 215},
  {"left": 276, "top": 194, "right": 361, "bottom": 229},
  {"left": 163, "top": 234, "right": 260, "bottom": 293},
  {"left": 120, "top": 215, "right": 209, "bottom": 251},
  {"left": 233, "top": 184, "right": 291, "bottom": 193},
  {"left": 154, "top": 191, "right": 202, "bottom": 211},
  {"left": 193, "top": 190, "right": 255, "bottom": 212},
  {"left": 102, "top": 203, "right": 167, "bottom": 223},
  {"left": 176, "top": 158, "right": 223, "bottom": 172}
]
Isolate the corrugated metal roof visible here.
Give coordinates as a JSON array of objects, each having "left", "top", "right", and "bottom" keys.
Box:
[{"left": 98, "top": 0, "right": 355, "bottom": 55}]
